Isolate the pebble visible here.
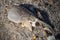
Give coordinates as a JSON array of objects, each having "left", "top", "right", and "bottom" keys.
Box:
[
  {"left": 7, "top": 7, "right": 21, "bottom": 23},
  {"left": 47, "top": 35, "right": 56, "bottom": 40}
]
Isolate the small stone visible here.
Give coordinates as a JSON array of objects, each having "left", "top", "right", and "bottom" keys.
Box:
[
  {"left": 47, "top": 36, "right": 56, "bottom": 40},
  {"left": 7, "top": 7, "right": 21, "bottom": 23}
]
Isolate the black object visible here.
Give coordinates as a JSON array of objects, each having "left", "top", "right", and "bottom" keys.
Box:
[
  {"left": 19, "top": 4, "right": 41, "bottom": 20},
  {"left": 39, "top": 10, "right": 54, "bottom": 29}
]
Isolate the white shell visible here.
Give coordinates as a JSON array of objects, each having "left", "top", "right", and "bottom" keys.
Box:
[{"left": 7, "top": 7, "right": 21, "bottom": 23}]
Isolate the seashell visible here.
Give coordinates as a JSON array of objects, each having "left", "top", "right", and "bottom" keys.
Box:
[
  {"left": 7, "top": 4, "right": 54, "bottom": 33},
  {"left": 20, "top": 21, "right": 32, "bottom": 31}
]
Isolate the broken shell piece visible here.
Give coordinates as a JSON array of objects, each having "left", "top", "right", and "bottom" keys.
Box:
[
  {"left": 43, "top": 27, "right": 52, "bottom": 33},
  {"left": 20, "top": 21, "right": 32, "bottom": 31},
  {"left": 33, "top": 34, "right": 37, "bottom": 40},
  {"left": 7, "top": 4, "right": 53, "bottom": 34},
  {"left": 7, "top": 7, "right": 21, "bottom": 23}
]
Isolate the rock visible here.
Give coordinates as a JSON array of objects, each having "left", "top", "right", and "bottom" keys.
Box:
[
  {"left": 7, "top": 7, "right": 21, "bottom": 23},
  {"left": 47, "top": 35, "right": 56, "bottom": 40}
]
